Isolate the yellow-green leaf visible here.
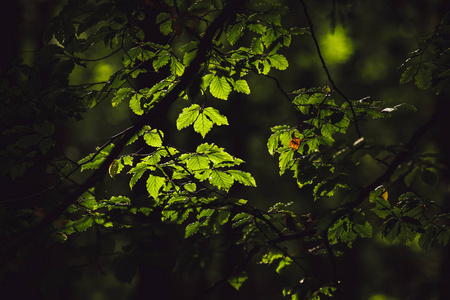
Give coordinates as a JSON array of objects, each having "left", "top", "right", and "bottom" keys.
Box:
[{"left": 109, "top": 159, "right": 119, "bottom": 179}]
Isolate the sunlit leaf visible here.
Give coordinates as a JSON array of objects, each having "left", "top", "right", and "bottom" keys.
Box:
[
  {"left": 143, "top": 129, "right": 164, "bottom": 147},
  {"left": 209, "top": 75, "right": 232, "bottom": 100},
  {"left": 227, "top": 170, "right": 256, "bottom": 187},
  {"left": 209, "top": 170, "right": 234, "bottom": 191},
  {"left": 109, "top": 159, "right": 119, "bottom": 179},
  {"left": 176, "top": 104, "right": 200, "bottom": 130},
  {"left": 268, "top": 54, "right": 289, "bottom": 70},
  {"left": 129, "top": 93, "right": 144, "bottom": 115},
  {"left": 146, "top": 174, "right": 166, "bottom": 199},
  {"left": 194, "top": 113, "right": 214, "bottom": 138},
  {"left": 233, "top": 79, "right": 251, "bottom": 94}
]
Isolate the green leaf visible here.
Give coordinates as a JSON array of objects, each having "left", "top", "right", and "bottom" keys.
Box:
[
  {"left": 233, "top": 79, "right": 251, "bottom": 94},
  {"left": 419, "top": 225, "right": 436, "bottom": 250},
  {"left": 228, "top": 272, "right": 248, "bottom": 291},
  {"left": 185, "top": 221, "right": 199, "bottom": 238},
  {"left": 279, "top": 149, "right": 294, "bottom": 175},
  {"left": 129, "top": 168, "right": 146, "bottom": 189},
  {"left": 177, "top": 107, "right": 229, "bottom": 138},
  {"left": 268, "top": 54, "right": 289, "bottom": 70},
  {"left": 321, "top": 123, "right": 336, "bottom": 141},
  {"left": 201, "top": 73, "right": 214, "bottom": 90},
  {"left": 276, "top": 256, "right": 292, "bottom": 274},
  {"left": 176, "top": 104, "right": 200, "bottom": 130},
  {"left": 112, "top": 88, "right": 134, "bottom": 107},
  {"left": 226, "top": 22, "right": 245, "bottom": 45},
  {"left": 215, "top": 210, "right": 231, "bottom": 227},
  {"left": 261, "top": 59, "right": 271, "bottom": 75},
  {"left": 227, "top": 170, "right": 256, "bottom": 187},
  {"left": 203, "top": 107, "right": 229, "bottom": 126},
  {"left": 353, "top": 221, "right": 372, "bottom": 238},
  {"left": 153, "top": 51, "right": 171, "bottom": 71},
  {"left": 400, "top": 65, "right": 417, "bottom": 84},
  {"left": 109, "top": 159, "right": 120, "bottom": 179},
  {"left": 72, "top": 217, "right": 94, "bottom": 232},
  {"left": 143, "top": 129, "right": 163, "bottom": 147},
  {"left": 209, "top": 170, "right": 234, "bottom": 191},
  {"left": 197, "top": 143, "right": 238, "bottom": 166},
  {"left": 81, "top": 158, "right": 106, "bottom": 171},
  {"left": 209, "top": 75, "right": 232, "bottom": 100},
  {"left": 194, "top": 113, "right": 214, "bottom": 138},
  {"left": 414, "top": 63, "right": 434, "bottom": 90},
  {"left": 184, "top": 182, "right": 196, "bottom": 193},
  {"left": 187, "top": 155, "right": 210, "bottom": 171},
  {"left": 170, "top": 56, "right": 185, "bottom": 76},
  {"left": 122, "top": 156, "right": 133, "bottom": 166},
  {"left": 262, "top": 28, "right": 276, "bottom": 47},
  {"left": 160, "top": 20, "right": 173, "bottom": 35},
  {"left": 181, "top": 41, "right": 198, "bottom": 65},
  {"left": 156, "top": 12, "right": 171, "bottom": 23},
  {"left": 146, "top": 174, "right": 166, "bottom": 199},
  {"left": 248, "top": 23, "right": 266, "bottom": 34},
  {"left": 129, "top": 94, "right": 144, "bottom": 115},
  {"left": 251, "top": 37, "right": 264, "bottom": 54}
]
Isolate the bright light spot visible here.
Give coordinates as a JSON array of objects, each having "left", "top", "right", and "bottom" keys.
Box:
[
  {"left": 320, "top": 26, "right": 354, "bottom": 64},
  {"left": 94, "top": 63, "right": 113, "bottom": 82}
]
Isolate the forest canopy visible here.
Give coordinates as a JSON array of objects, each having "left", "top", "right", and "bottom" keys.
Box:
[{"left": 1, "top": 0, "right": 450, "bottom": 299}]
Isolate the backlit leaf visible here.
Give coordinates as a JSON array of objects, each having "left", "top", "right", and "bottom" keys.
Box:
[
  {"left": 112, "top": 88, "right": 134, "bottom": 107},
  {"left": 109, "top": 159, "right": 119, "bottom": 179},
  {"left": 170, "top": 56, "right": 185, "bottom": 76},
  {"left": 209, "top": 75, "right": 232, "bottom": 100},
  {"left": 233, "top": 79, "right": 251, "bottom": 94},
  {"left": 268, "top": 54, "right": 289, "bottom": 70},
  {"left": 187, "top": 155, "right": 210, "bottom": 171},
  {"left": 143, "top": 129, "right": 163, "bottom": 147},
  {"left": 209, "top": 170, "right": 234, "bottom": 191},
  {"left": 153, "top": 51, "right": 170, "bottom": 71},
  {"left": 177, "top": 104, "right": 200, "bottom": 130},
  {"left": 146, "top": 174, "right": 166, "bottom": 199},
  {"left": 227, "top": 170, "right": 256, "bottom": 187},
  {"left": 129, "top": 94, "right": 144, "bottom": 115},
  {"left": 194, "top": 113, "right": 214, "bottom": 138},
  {"left": 203, "top": 107, "right": 229, "bottom": 126},
  {"left": 226, "top": 22, "right": 245, "bottom": 45}
]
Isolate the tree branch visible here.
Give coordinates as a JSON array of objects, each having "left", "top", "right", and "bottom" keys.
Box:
[
  {"left": 0, "top": 0, "right": 242, "bottom": 268},
  {"left": 321, "top": 113, "right": 439, "bottom": 231},
  {"left": 300, "top": 0, "right": 361, "bottom": 138}
]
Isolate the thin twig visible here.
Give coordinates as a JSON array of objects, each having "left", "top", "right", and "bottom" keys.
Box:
[
  {"left": 0, "top": 0, "right": 242, "bottom": 267},
  {"left": 300, "top": 0, "right": 361, "bottom": 138},
  {"left": 322, "top": 113, "right": 439, "bottom": 231}
]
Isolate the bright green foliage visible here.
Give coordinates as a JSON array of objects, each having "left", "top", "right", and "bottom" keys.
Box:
[
  {"left": 209, "top": 75, "right": 232, "bottom": 100},
  {"left": 177, "top": 104, "right": 228, "bottom": 137},
  {"left": 2, "top": 0, "right": 450, "bottom": 299}
]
